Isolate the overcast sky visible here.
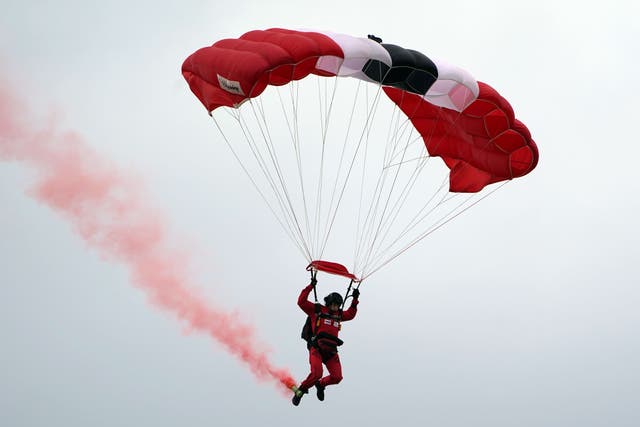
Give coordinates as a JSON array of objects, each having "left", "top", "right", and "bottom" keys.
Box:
[{"left": 1, "top": 1, "right": 639, "bottom": 426}]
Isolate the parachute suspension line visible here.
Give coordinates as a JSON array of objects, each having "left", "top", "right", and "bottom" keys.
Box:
[
  {"left": 384, "top": 147, "right": 430, "bottom": 168},
  {"left": 289, "top": 81, "right": 316, "bottom": 250},
  {"left": 246, "top": 98, "right": 313, "bottom": 258},
  {"left": 210, "top": 115, "right": 310, "bottom": 260},
  {"left": 353, "top": 84, "right": 397, "bottom": 274},
  {"left": 310, "top": 77, "right": 323, "bottom": 257},
  {"left": 219, "top": 109, "right": 297, "bottom": 232},
  {"left": 356, "top": 93, "right": 405, "bottom": 248},
  {"left": 235, "top": 102, "right": 312, "bottom": 260},
  {"left": 377, "top": 141, "right": 433, "bottom": 231},
  {"left": 362, "top": 132, "right": 447, "bottom": 271},
  {"left": 358, "top": 112, "right": 418, "bottom": 274},
  {"left": 361, "top": 181, "right": 509, "bottom": 281},
  {"left": 364, "top": 122, "right": 437, "bottom": 266},
  {"left": 353, "top": 97, "right": 414, "bottom": 272},
  {"left": 353, "top": 82, "right": 375, "bottom": 275},
  {"left": 318, "top": 78, "right": 363, "bottom": 262},
  {"left": 317, "top": 82, "right": 387, "bottom": 260},
  {"left": 231, "top": 107, "right": 287, "bottom": 228},
  {"left": 354, "top": 99, "right": 407, "bottom": 261},
  {"left": 356, "top": 89, "right": 447, "bottom": 276},
  {"left": 363, "top": 176, "right": 454, "bottom": 272},
  {"left": 277, "top": 83, "right": 314, "bottom": 254},
  {"left": 233, "top": 107, "right": 294, "bottom": 227},
  {"left": 359, "top": 94, "right": 474, "bottom": 276},
  {"left": 313, "top": 77, "right": 339, "bottom": 258},
  {"left": 390, "top": 174, "right": 450, "bottom": 243},
  {"left": 319, "top": 81, "right": 385, "bottom": 262},
  {"left": 248, "top": 99, "right": 296, "bottom": 218},
  {"left": 384, "top": 94, "right": 436, "bottom": 169},
  {"left": 355, "top": 56, "right": 392, "bottom": 245},
  {"left": 364, "top": 145, "right": 433, "bottom": 271},
  {"left": 241, "top": 104, "right": 313, "bottom": 260}
]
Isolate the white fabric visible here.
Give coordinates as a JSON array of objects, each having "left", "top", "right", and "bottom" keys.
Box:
[
  {"left": 314, "top": 31, "right": 392, "bottom": 83},
  {"left": 424, "top": 58, "right": 479, "bottom": 111},
  {"left": 302, "top": 28, "right": 478, "bottom": 112}
]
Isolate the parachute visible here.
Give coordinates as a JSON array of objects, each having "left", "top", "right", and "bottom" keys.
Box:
[{"left": 182, "top": 28, "right": 538, "bottom": 280}]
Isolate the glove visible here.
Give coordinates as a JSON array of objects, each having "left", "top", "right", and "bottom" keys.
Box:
[
  {"left": 310, "top": 277, "right": 317, "bottom": 286},
  {"left": 352, "top": 288, "right": 360, "bottom": 299}
]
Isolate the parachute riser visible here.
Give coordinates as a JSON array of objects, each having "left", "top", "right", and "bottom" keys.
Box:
[
  {"left": 340, "top": 279, "right": 362, "bottom": 310},
  {"left": 310, "top": 269, "right": 318, "bottom": 303}
]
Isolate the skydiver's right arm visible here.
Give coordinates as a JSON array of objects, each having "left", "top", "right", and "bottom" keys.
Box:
[{"left": 297, "top": 283, "right": 316, "bottom": 315}]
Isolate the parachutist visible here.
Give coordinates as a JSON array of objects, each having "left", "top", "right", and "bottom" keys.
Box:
[{"left": 292, "top": 276, "right": 360, "bottom": 406}]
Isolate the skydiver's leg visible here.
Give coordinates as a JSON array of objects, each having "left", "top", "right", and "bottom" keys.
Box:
[
  {"left": 299, "top": 347, "right": 323, "bottom": 391},
  {"left": 319, "top": 353, "right": 343, "bottom": 387}
]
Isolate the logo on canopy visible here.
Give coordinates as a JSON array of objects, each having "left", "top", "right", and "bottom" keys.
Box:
[{"left": 217, "top": 74, "right": 245, "bottom": 95}]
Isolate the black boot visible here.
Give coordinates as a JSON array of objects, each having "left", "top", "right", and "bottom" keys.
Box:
[
  {"left": 315, "top": 382, "right": 326, "bottom": 401},
  {"left": 291, "top": 387, "right": 307, "bottom": 406}
]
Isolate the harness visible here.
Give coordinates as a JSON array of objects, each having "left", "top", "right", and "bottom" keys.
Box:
[
  {"left": 301, "top": 303, "right": 344, "bottom": 358},
  {"left": 301, "top": 303, "right": 344, "bottom": 349},
  {"left": 301, "top": 267, "right": 358, "bottom": 353}
]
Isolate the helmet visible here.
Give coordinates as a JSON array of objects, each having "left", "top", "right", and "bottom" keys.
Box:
[{"left": 324, "top": 292, "right": 343, "bottom": 307}]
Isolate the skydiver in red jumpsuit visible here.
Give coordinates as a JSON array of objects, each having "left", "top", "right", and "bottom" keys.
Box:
[{"left": 292, "top": 278, "right": 360, "bottom": 406}]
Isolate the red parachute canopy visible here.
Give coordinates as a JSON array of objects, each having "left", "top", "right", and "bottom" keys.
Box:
[
  {"left": 182, "top": 28, "right": 540, "bottom": 279},
  {"left": 182, "top": 28, "right": 538, "bottom": 194}
]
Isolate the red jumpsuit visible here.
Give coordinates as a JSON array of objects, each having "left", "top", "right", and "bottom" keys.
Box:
[{"left": 297, "top": 284, "right": 359, "bottom": 391}]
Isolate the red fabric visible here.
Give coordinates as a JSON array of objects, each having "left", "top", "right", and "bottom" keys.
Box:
[
  {"left": 383, "top": 82, "right": 539, "bottom": 192},
  {"left": 182, "top": 28, "right": 343, "bottom": 112},
  {"left": 300, "top": 347, "right": 343, "bottom": 390},
  {"left": 308, "top": 260, "right": 358, "bottom": 281}
]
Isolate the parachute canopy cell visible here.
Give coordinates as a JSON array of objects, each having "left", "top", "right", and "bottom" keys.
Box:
[{"left": 182, "top": 27, "right": 538, "bottom": 194}]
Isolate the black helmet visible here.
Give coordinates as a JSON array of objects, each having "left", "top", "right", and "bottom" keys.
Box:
[{"left": 324, "top": 292, "right": 343, "bottom": 307}]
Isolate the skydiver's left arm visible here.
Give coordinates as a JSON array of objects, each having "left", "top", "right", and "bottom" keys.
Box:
[{"left": 341, "top": 297, "right": 359, "bottom": 321}]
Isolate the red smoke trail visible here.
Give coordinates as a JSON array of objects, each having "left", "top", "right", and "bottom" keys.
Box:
[{"left": 0, "top": 78, "right": 296, "bottom": 394}]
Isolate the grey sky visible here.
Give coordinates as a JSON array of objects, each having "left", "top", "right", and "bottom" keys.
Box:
[{"left": 1, "top": 1, "right": 639, "bottom": 426}]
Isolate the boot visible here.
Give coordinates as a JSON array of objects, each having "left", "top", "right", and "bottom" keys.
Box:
[
  {"left": 315, "top": 382, "right": 326, "bottom": 401},
  {"left": 291, "top": 386, "right": 307, "bottom": 406}
]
